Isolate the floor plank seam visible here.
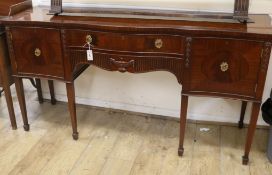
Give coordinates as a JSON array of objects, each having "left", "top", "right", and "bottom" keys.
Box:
[
  {"left": 7, "top": 128, "right": 48, "bottom": 175},
  {"left": 69, "top": 115, "right": 125, "bottom": 175},
  {"left": 98, "top": 117, "right": 150, "bottom": 175},
  {"left": 189, "top": 123, "right": 197, "bottom": 175},
  {"left": 158, "top": 122, "right": 171, "bottom": 175},
  {"left": 66, "top": 138, "right": 93, "bottom": 175},
  {"left": 219, "top": 126, "right": 223, "bottom": 175},
  {"left": 96, "top": 125, "right": 125, "bottom": 175},
  {"left": 127, "top": 123, "right": 151, "bottom": 175}
]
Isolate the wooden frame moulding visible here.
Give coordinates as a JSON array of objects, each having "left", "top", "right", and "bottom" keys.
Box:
[
  {"left": 49, "top": 0, "right": 62, "bottom": 15},
  {"left": 49, "top": 0, "right": 250, "bottom": 23}
]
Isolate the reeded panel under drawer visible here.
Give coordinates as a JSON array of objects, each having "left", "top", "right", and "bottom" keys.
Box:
[
  {"left": 68, "top": 49, "right": 183, "bottom": 83},
  {"left": 8, "top": 27, "right": 64, "bottom": 79},
  {"left": 188, "top": 38, "right": 263, "bottom": 98},
  {"left": 64, "top": 29, "right": 185, "bottom": 55}
]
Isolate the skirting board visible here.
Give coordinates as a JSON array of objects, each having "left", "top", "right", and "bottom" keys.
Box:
[{"left": 41, "top": 92, "right": 268, "bottom": 127}]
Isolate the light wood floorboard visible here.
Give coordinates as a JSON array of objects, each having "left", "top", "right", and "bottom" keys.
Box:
[{"left": 0, "top": 89, "right": 271, "bottom": 175}]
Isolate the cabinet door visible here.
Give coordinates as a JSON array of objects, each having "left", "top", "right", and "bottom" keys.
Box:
[
  {"left": 9, "top": 27, "right": 64, "bottom": 79},
  {"left": 188, "top": 38, "right": 263, "bottom": 98}
]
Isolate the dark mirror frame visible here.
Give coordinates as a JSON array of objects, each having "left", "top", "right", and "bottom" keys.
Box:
[{"left": 50, "top": 0, "right": 250, "bottom": 23}]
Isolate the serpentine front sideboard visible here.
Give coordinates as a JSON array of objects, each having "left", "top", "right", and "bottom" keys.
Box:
[{"left": 1, "top": 3, "right": 272, "bottom": 164}]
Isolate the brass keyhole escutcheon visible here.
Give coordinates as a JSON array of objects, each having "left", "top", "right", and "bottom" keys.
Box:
[
  {"left": 34, "top": 48, "right": 41, "bottom": 57},
  {"left": 220, "top": 62, "right": 229, "bottom": 72},
  {"left": 86, "top": 35, "right": 93, "bottom": 44},
  {"left": 155, "top": 39, "right": 163, "bottom": 49}
]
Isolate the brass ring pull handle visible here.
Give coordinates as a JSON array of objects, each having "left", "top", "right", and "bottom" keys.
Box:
[
  {"left": 110, "top": 58, "right": 135, "bottom": 73},
  {"left": 34, "top": 48, "right": 41, "bottom": 57},
  {"left": 155, "top": 39, "right": 163, "bottom": 49},
  {"left": 220, "top": 62, "right": 229, "bottom": 72},
  {"left": 86, "top": 35, "right": 93, "bottom": 44}
]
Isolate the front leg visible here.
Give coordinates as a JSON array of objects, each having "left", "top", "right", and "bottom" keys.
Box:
[
  {"left": 1, "top": 73, "right": 17, "bottom": 129},
  {"left": 242, "top": 102, "right": 260, "bottom": 165},
  {"left": 66, "top": 82, "right": 78, "bottom": 140},
  {"left": 238, "top": 101, "right": 247, "bottom": 129},
  {"left": 48, "top": 80, "right": 56, "bottom": 105},
  {"left": 178, "top": 95, "right": 188, "bottom": 156},
  {"left": 14, "top": 77, "right": 29, "bottom": 131},
  {"left": 35, "top": 78, "right": 44, "bottom": 104}
]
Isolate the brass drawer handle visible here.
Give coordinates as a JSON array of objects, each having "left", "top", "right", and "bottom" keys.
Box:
[
  {"left": 220, "top": 62, "right": 229, "bottom": 72},
  {"left": 86, "top": 35, "right": 93, "bottom": 44},
  {"left": 155, "top": 39, "right": 163, "bottom": 49},
  {"left": 110, "top": 58, "right": 135, "bottom": 73},
  {"left": 34, "top": 48, "right": 41, "bottom": 57}
]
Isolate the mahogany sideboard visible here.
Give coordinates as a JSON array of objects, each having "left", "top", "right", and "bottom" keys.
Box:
[
  {"left": 0, "top": 0, "right": 57, "bottom": 130},
  {"left": 1, "top": 4, "right": 272, "bottom": 165}
]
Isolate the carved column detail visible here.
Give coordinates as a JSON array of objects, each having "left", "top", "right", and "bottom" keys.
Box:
[
  {"left": 185, "top": 37, "right": 192, "bottom": 68},
  {"left": 233, "top": 0, "right": 249, "bottom": 21},
  {"left": 49, "top": 0, "right": 62, "bottom": 14},
  {"left": 61, "top": 30, "right": 68, "bottom": 64},
  {"left": 261, "top": 42, "right": 272, "bottom": 72}
]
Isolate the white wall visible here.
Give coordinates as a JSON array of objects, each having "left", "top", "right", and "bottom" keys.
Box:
[
  {"left": 32, "top": 0, "right": 38, "bottom": 6},
  {"left": 33, "top": 0, "right": 272, "bottom": 125}
]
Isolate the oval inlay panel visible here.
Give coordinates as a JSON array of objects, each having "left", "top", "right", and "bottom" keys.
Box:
[{"left": 201, "top": 51, "right": 249, "bottom": 83}]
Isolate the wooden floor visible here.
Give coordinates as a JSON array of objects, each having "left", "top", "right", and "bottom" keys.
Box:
[{"left": 0, "top": 88, "right": 272, "bottom": 175}]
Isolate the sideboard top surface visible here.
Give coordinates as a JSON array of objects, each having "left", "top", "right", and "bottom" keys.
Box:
[
  {"left": 0, "top": 0, "right": 30, "bottom": 16},
  {"left": 1, "top": 6, "right": 272, "bottom": 40}
]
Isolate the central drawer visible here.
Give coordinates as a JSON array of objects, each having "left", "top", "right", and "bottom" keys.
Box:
[
  {"left": 64, "top": 29, "right": 185, "bottom": 55},
  {"left": 68, "top": 49, "right": 183, "bottom": 83}
]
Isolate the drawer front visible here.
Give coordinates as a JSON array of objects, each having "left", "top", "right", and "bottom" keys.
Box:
[
  {"left": 9, "top": 27, "right": 64, "bottom": 78},
  {"left": 188, "top": 38, "right": 263, "bottom": 98},
  {"left": 64, "top": 30, "right": 185, "bottom": 55}
]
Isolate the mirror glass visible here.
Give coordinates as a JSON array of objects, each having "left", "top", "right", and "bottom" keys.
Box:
[{"left": 62, "top": 0, "right": 235, "bottom": 13}]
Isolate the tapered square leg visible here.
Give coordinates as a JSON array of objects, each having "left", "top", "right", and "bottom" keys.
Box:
[
  {"left": 242, "top": 155, "right": 249, "bottom": 165},
  {"left": 14, "top": 77, "right": 29, "bottom": 131},
  {"left": 242, "top": 102, "right": 260, "bottom": 165},
  {"left": 48, "top": 80, "right": 56, "bottom": 105},
  {"left": 35, "top": 78, "right": 44, "bottom": 104},
  {"left": 0, "top": 34, "right": 17, "bottom": 129},
  {"left": 178, "top": 95, "right": 188, "bottom": 157},
  {"left": 66, "top": 82, "right": 78, "bottom": 140},
  {"left": 0, "top": 73, "right": 17, "bottom": 129},
  {"left": 238, "top": 101, "right": 247, "bottom": 129}
]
